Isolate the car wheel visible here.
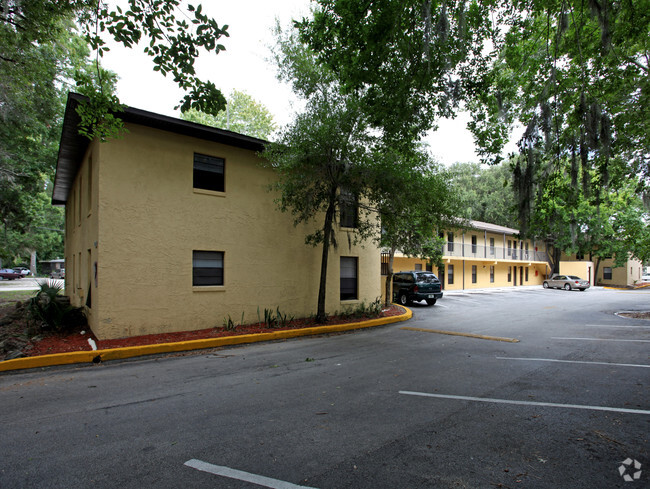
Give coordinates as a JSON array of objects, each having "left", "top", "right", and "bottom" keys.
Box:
[
  {"left": 426, "top": 299, "right": 437, "bottom": 306},
  {"left": 399, "top": 293, "right": 409, "bottom": 306},
  {"left": 563, "top": 283, "right": 571, "bottom": 291},
  {"left": 543, "top": 282, "right": 549, "bottom": 288}
]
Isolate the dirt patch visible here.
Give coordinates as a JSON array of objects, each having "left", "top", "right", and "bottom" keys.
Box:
[
  {"left": 617, "top": 311, "right": 650, "bottom": 320},
  {"left": 0, "top": 300, "right": 405, "bottom": 361}
]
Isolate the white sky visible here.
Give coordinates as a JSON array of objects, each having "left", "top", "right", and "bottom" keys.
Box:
[{"left": 101, "top": 1, "right": 510, "bottom": 166}]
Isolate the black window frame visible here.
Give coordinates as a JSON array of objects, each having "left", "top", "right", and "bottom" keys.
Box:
[
  {"left": 603, "top": 267, "right": 613, "bottom": 280},
  {"left": 471, "top": 265, "right": 477, "bottom": 284},
  {"left": 193, "top": 153, "right": 225, "bottom": 193},
  {"left": 340, "top": 256, "right": 358, "bottom": 300},
  {"left": 471, "top": 235, "right": 477, "bottom": 253},
  {"left": 447, "top": 233, "right": 454, "bottom": 252},
  {"left": 339, "top": 189, "right": 359, "bottom": 228},
  {"left": 447, "top": 264, "right": 454, "bottom": 285},
  {"left": 192, "top": 250, "right": 224, "bottom": 286}
]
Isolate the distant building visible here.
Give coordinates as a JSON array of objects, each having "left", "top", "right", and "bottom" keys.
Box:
[{"left": 387, "top": 220, "right": 550, "bottom": 291}]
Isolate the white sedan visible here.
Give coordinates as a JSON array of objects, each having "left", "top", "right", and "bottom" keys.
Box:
[{"left": 543, "top": 275, "right": 590, "bottom": 291}]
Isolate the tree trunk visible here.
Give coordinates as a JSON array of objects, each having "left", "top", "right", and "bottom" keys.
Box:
[
  {"left": 30, "top": 250, "right": 37, "bottom": 276},
  {"left": 316, "top": 188, "right": 338, "bottom": 322}
]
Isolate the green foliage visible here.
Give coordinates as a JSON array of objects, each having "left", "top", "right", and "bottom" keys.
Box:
[
  {"left": 27, "top": 280, "right": 86, "bottom": 332},
  {"left": 447, "top": 162, "right": 518, "bottom": 227},
  {"left": 264, "top": 25, "right": 377, "bottom": 322},
  {"left": 222, "top": 315, "right": 237, "bottom": 331},
  {"left": 341, "top": 298, "right": 383, "bottom": 319},
  {"left": 2, "top": 1, "right": 229, "bottom": 142},
  {"left": 296, "top": 0, "right": 494, "bottom": 141},
  {"left": 259, "top": 307, "right": 294, "bottom": 329},
  {"left": 469, "top": 0, "right": 650, "bottom": 227},
  {"left": 181, "top": 90, "right": 277, "bottom": 140}
]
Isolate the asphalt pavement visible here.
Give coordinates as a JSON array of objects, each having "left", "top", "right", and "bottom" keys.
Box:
[{"left": 1, "top": 286, "right": 648, "bottom": 488}]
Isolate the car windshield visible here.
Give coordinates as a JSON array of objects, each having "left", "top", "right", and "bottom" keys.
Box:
[
  {"left": 568, "top": 276, "right": 582, "bottom": 280},
  {"left": 415, "top": 273, "right": 438, "bottom": 283}
]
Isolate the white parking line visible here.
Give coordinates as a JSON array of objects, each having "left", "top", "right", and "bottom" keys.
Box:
[
  {"left": 184, "top": 459, "right": 318, "bottom": 489},
  {"left": 497, "top": 356, "right": 650, "bottom": 368},
  {"left": 552, "top": 337, "right": 650, "bottom": 343},
  {"left": 399, "top": 391, "right": 650, "bottom": 415},
  {"left": 584, "top": 324, "right": 650, "bottom": 329}
]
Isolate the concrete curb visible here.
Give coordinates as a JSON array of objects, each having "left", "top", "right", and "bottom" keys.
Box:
[{"left": 0, "top": 307, "right": 413, "bottom": 373}]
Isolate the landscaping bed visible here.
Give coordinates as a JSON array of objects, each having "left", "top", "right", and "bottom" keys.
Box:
[{"left": 0, "top": 293, "right": 403, "bottom": 361}]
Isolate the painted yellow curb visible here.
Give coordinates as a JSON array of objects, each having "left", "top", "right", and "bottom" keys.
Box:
[
  {"left": 0, "top": 307, "right": 413, "bottom": 373},
  {"left": 400, "top": 326, "right": 519, "bottom": 343}
]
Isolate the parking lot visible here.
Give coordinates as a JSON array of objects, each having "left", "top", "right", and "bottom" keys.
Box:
[{"left": 1, "top": 286, "right": 648, "bottom": 488}]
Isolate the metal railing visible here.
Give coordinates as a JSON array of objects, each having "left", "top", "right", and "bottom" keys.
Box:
[{"left": 443, "top": 243, "right": 548, "bottom": 263}]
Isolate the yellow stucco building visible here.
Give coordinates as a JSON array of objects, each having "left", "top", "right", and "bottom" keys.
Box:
[
  {"left": 52, "top": 94, "right": 381, "bottom": 340},
  {"left": 388, "top": 220, "right": 551, "bottom": 290}
]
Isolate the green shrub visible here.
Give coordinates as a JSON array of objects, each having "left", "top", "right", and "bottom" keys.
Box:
[{"left": 27, "top": 280, "right": 86, "bottom": 332}]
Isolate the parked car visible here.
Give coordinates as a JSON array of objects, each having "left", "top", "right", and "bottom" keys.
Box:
[
  {"left": 640, "top": 274, "right": 650, "bottom": 283},
  {"left": 13, "top": 267, "right": 31, "bottom": 276},
  {"left": 543, "top": 274, "right": 590, "bottom": 291},
  {"left": 50, "top": 268, "right": 65, "bottom": 279},
  {"left": 393, "top": 271, "right": 443, "bottom": 306},
  {"left": 0, "top": 268, "right": 23, "bottom": 280}
]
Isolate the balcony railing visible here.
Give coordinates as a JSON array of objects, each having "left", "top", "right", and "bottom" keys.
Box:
[{"left": 443, "top": 243, "right": 548, "bottom": 263}]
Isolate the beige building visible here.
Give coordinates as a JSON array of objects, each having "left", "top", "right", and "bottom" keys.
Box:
[
  {"left": 388, "top": 220, "right": 551, "bottom": 290},
  {"left": 52, "top": 94, "right": 381, "bottom": 340},
  {"left": 560, "top": 252, "right": 643, "bottom": 286}
]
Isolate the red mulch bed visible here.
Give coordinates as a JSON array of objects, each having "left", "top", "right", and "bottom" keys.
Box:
[{"left": 25, "top": 305, "right": 405, "bottom": 358}]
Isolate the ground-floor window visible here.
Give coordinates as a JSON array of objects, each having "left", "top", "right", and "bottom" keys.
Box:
[
  {"left": 414, "top": 263, "right": 422, "bottom": 271},
  {"left": 508, "top": 266, "right": 512, "bottom": 282},
  {"left": 448, "top": 264, "right": 454, "bottom": 285},
  {"left": 525, "top": 267, "right": 529, "bottom": 282},
  {"left": 340, "top": 256, "right": 358, "bottom": 300},
  {"left": 603, "top": 267, "right": 613, "bottom": 280},
  {"left": 193, "top": 251, "right": 224, "bottom": 286},
  {"left": 471, "top": 265, "right": 477, "bottom": 284},
  {"left": 490, "top": 266, "right": 495, "bottom": 283}
]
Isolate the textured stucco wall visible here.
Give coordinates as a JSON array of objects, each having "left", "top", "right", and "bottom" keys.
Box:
[{"left": 66, "top": 123, "right": 380, "bottom": 339}]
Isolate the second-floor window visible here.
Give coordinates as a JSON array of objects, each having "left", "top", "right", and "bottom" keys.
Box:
[
  {"left": 194, "top": 153, "right": 225, "bottom": 192},
  {"left": 339, "top": 189, "right": 358, "bottom": 228},
  {"left": 471, "top": 235, "right": 477, "bottom": 253},
  {"left": 447, "top": 233, "right": 454, "bottom": 252}
]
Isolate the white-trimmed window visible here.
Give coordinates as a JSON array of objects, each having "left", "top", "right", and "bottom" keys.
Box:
[
  {"left": 603, "top": 267, "right": 613, "bottom": 280},
  {"left": 340, "top": 257, "right": 358, "bottom": 300},
  {"left": 193, "top": 251, "right": 224, "bottom": 286},
  {"left": 194, "top": 153, "right": 225, "bottom": 192}
]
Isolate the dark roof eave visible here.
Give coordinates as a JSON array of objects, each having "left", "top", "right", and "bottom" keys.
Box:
[{"left": 51, "top": 92, "right": 269, "bottom": 205}]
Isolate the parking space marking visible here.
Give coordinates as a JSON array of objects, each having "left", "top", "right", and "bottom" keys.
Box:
[
  {"left": 497, "top": 356, "right": 650, "bottom": 369},
  {"left": 399, "top": 391, "right": 650, "bottom": 415},
  {"left": 184, "top": 459, "right": 318, "bottom": 489},
  {"left": 401, "top": 326, "right": 519, "bottom": 343},
  {"left": 552, "top": 337, "right": 650, "bottom": 343},
  {"left": 584, "top": 324, "right": 650, "bottom": 329}
]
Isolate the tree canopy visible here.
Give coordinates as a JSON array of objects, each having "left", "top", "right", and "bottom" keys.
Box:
[
  {"left": 295, "top": 0, "right": 495, "bottom": 142},
  {"left": 181, "top": 90, "right": 277, "bottom": 140}
]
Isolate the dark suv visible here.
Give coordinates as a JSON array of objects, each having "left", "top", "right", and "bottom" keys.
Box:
[{"left": 392, "top": 271, "right": 443, "bottom": 306}]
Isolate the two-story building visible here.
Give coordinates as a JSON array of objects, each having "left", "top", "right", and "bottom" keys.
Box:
[
  {"left": 388, "top": 220, "right": 551, "bottom": 290},
  {"left": 52, "top": 93, "right": 381, "bottom": 340}
]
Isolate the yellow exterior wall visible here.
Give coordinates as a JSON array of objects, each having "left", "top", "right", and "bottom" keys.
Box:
[
  {"left": 65, "top": 143, "right": 99, "bottom": 330},
  {"left": 561, "top": 252, "right": 643, "bottom": 286},
  {"left": 388, "top": 229, "right": 549, "bottom": 292},
  {"left": 559, "top": 261, "right": 595, "bottom": 284},
  {"left": 65, "top": 123, "right": 380, "bottom": 339}
]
